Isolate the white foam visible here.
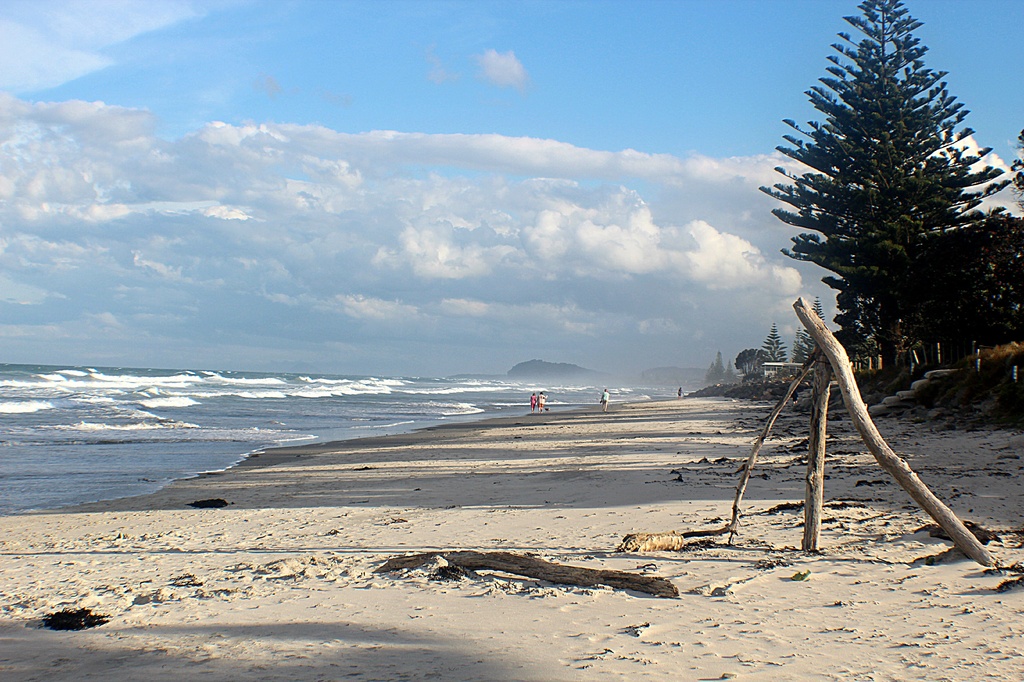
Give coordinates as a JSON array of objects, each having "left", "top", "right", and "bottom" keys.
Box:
[
  {"left": 139, "top": 397, "right": 200, "bottom": 409},
  {"left": 0, "top": 400, "right": 54, "bottom": 414},
  {"left": 433, "top": 401, "right": 485, "bottom": 416},
  {"left": 58, "top": 420, "right": 200, "bottom": 432}
]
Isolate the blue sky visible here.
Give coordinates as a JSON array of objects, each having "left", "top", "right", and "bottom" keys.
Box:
[{"left": 0, "top": 0, "right": 1021, "bottom": 376}]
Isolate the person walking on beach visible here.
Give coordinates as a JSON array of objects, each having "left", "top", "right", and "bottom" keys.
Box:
[
  {"left": 600, "top": 388, "right": 610, "bottom": 412},
  {"left": 538, "top": 392, "right": 548, "bottom": 411},
  {"left": 530, "top": 392, "right": 538, "bottom": 413},
  {"left": 677, "top": 387, "right": 682, "bottom": 398}
]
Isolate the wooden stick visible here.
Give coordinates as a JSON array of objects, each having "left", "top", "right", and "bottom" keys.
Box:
[
  {"left": 375, "top": 550, "right": 679, "bottom": 598},
  {"left": 802, "top": 358, "right": 832, "bottom": 552},
  {"left": 726, "top": 356, "right": 816, "bottom": 542},
  {"left": 792, "top": 298, "right": 994, "bottom": 566}
]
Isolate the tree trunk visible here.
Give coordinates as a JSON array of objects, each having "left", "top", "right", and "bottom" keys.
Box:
[
  {"left": 793, "top": 298, "right": 994, "bottom": 566},
  {"left": 802, "top": 359, "right": 832, "bottom": 552}
]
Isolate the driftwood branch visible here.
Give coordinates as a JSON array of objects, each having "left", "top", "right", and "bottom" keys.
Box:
[
  {"left": 375, "top": 550, "right": 679, "bottom": 598},
  {"left": 619, "top": 356, "right": 815, "bottom": 552},
  {"left": 726, "top": 354, "right": 816, "bottom": 542},
  {"left": 802, "top": 358, "right": 832, "bottom": 552},
  {"left": 793, "top": 297, "right": 994, "bottom": 566}
]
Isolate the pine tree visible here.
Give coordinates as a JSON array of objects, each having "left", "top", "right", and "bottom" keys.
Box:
[
  {"left": 762, "top": 323, "right": 788, "bottom": 363},
  {"left": 704, "top": 351, "right": 727, "bottom": 385},
  {"left": 761, "top": 0, "right": 1007, "bottom": 365},
  {"left": 791, "top": 329, "right": 814, "bottom": 364},
  {"left": 791, "top": 297, "right": 824, "bottom": 362}
]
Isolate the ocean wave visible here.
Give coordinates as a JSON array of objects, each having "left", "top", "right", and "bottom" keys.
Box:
[
  {"left": 0, "top": 400, "right": 54, "bottom": 414},
  {"left": 400, "top": 385, "right": 510, "bottom": 395},
  {"left": 191, "top": 390, "right": 289, "bottom": 400},
  {"left": 201, "top": 372, "right": 288, "bottom": 386},
  {"left": 57, "top": 420, "right": 201, "bottom": 432},
  {"left": 432, "top": 401, "right": 486, "bottom": 416},
  {"left": 352, "top": 420, "right": 417, "bottom": 430},
  {"left": 138, "top": 396, "right": 200, "bottom": 409}
]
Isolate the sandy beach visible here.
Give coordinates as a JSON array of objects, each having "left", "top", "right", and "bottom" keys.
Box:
[{"left": 2, "top": 396, "right": 1023, "bottom": 681}]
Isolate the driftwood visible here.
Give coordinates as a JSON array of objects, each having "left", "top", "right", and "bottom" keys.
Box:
[
  {"left": 619, "top": 356, "right": 816, "bottom": 552},
  {"left": 802, "top": 357, "right": 832, "bottom": 551},
  {"left": 793, "top": 297, "right": 993, "bottom": 566},
  {"left": 375, "top": 550, "right": 679, "bottom": 598},
  {"left": 619, "top": 298, "right": 994, "bottom": 567},
  {"left": 726, "top": 355, "right": 816, "bottom": 542},
  {"left": 618, "top": 529, "right": 724, "bottom": 552}
]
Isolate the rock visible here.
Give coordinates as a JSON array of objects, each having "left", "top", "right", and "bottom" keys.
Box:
[{"left": 910, "top": 378, "right": 931, "bottom": 392}]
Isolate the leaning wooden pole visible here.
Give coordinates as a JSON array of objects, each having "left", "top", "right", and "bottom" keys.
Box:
[
  {"left": 802, "top": 357, "right": 832, "bottom": 552},
  {"left": 726, "top": 355, "right": 815, "bottom": 542},
  {"left": 792, "top": 298, "right": 994, "bottom": 566}
]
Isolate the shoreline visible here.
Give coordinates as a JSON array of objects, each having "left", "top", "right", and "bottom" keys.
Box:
[
  {"left": 57, "top": 401, "right": 612, "bottom": 515},
  {"left": 3, "top": 396, "right": 1023, "bottom": 680}
]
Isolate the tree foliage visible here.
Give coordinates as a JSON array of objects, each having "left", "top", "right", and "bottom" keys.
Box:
[
  {"left": 910, "top": 213, "right": 1024, "bottom": 345},
  {"left": 705, "top": 350, "right": 733, "bottom": 385},
  {"left": 1014, "top": 129, "right": 1024, "bottom": 212},
  {"left": 761, "top": 0, "right": 1008, "bottom": 365},
  {"left": 762, "top": 323, "right": 788, "bottom": 362},
  {"left": 735, "top": 348, "right": 769, "bottom": 377}
]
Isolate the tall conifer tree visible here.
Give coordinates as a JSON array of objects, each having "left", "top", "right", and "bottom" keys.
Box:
[
  {"left": 705, "top": 351, "right": 728, "bottom": 385},
  {"left": 761, "top": 0, "right": 1007, "bottom": 365},
  {"left": 762, "top": 323, "right": 788, "bottom": 363}
]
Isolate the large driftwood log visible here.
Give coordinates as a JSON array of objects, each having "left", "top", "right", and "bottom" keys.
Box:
[
  {"left": 617, "top": 528, "right": 726, "bottom": 552},
  {"left": 375, "top": 550, "right": 679, "bottom": 598},
  {"left": 793, "top": 297, "right": 994, "bottom": 566},
  {"left": 802, "top": 358, "right": 832, "bottom": 551}
]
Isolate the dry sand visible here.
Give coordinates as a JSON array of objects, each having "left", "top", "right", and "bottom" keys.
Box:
[{"left": 2, "top": 396, "right": 1023, "bottom": 681}]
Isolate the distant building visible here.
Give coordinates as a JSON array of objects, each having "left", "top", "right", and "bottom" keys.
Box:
[{"left": 762, "top": 362, "right": 804, "bottom": 378}]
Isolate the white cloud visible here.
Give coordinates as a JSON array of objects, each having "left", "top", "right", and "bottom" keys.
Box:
[
  {"left": 0, "top": 1, "right": 202, "bottom": 91},
  {"left": 425, "top": 45, "right": 459, "bottom": 85},
  {"left": 683, "top": 220, "right": 802, "bottom": 292},
  {"left": 0, "top": 273, "right": 51, "bottom": 304},
  {"left": 439, "top": 298, "right": 490, "bottom": 316},
  {"left": 335, "top": 294, "right": 419, "bottom": 321},
  {"left": 475, "top": 49, "right": 529, "bottom": 91},
  {"left": 0, "top": 94, "right": 828, "bottom": 373}
]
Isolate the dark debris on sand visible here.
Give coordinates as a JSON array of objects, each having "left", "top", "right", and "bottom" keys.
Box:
[
  {"left": 429, "top": 564, "right": 475, "bottom": 582},
  {"left": 42, "top": 607, "right": 110, "bottom": 631},
  {"left": 187, "top": 498, "right": 231, "bottom": 508}
]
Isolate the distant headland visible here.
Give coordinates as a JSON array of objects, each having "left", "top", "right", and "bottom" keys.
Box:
[{"left": 507, "top": 359, "right": 605, "bottom": 381}]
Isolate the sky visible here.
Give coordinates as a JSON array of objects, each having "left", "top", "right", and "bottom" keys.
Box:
[{"left": 0, "top": 0, "right": 1021, "bottom": 377}]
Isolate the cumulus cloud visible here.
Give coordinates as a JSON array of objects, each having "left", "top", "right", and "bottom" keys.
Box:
[
  {"left": 475, "top": 49, "right": 529, "bottom": 91},
  {"left": 0, "top": 93, "right": 826, "bottom": 373}
]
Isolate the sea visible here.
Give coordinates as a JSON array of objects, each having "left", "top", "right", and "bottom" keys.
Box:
[{"left": 0, "top": 364, "right": 656, "bottom": 515}]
